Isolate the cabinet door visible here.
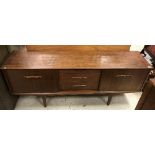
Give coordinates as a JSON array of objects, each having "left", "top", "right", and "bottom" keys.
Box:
[
  {"left": 3, "top": 69, "right": 59, "bottom": 94},
  {"left": 99, "top": 69, "right": 149, "bottom": 92}
]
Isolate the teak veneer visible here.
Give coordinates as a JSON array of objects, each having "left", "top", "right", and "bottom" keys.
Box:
[
  {"left": 26, "top": 45, "right": 131, "bottom": 52},
  {"left": 2, "top": 51, "right": 150, "bottom": 69},
  {"left": 1, "top": 50, "right": 152, "bottom": 107}
]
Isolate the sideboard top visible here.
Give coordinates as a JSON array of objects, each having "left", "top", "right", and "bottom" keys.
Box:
[{"left": 1, "top": 51, "right": 152, "bottom": 69}]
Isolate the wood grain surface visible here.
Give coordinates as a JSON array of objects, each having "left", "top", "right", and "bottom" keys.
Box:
[
  {"left": 1, "top": 51, "right": 152, "bottom": 69},
  {"left": 26, "top": 45, "right": 131, "bottom": 52}
]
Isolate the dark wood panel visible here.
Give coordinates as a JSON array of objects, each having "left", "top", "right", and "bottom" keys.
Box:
[
  {"left": 3, "top": 69, "right": 59, "bottom": 93},
  {"left": 1, "top": 51, "right": 152, "bottom": 69},
  {"left": 0, "top": 46, "right": 17, "bottom": 110},
  {"left": 147, "top": 45, "right": 155, "bottom": 56},
  {"left": 136, "top": 79, "right": 155, "bottom": 110},
  {"left": 59, "top": 70, "right": 100, "bottom": 90},
  {"left": 99, "top": 69, "right": 149, "bottom": 91},
  {"left": 145, "top": 45, "right": 155, "bottom": 66}
]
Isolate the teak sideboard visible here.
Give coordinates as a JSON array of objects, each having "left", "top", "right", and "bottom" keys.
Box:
[{"left": 1, "top": 50, "right": 152, "bottom": 107}]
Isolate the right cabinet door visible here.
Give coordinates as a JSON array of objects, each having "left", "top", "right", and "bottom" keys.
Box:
[{"left": 99, "top": 69, "right": 149, "bottom": 91}]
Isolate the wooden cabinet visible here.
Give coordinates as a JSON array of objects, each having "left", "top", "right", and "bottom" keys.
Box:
[
  {"left": 3, "top": 69, "right": 59, "bottom": 93},
  {"left": 144, "top": 45, "right": 155, "bottom": 66},
  {"left": 1, "top": 50, "right": 152, "bottom": 107},
  {"left": 0, "top": 46, "right": 18, "bottom": 110},
  {"left": 136, "top": 79, "right": 155, "bottom": 110},
  {"left": 99, "top": 69, "right": 149, "bottom": 91}
]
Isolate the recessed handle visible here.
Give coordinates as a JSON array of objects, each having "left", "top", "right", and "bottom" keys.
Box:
[
  {"left": 72, "top": 84, "right": 87, "bottom": 87},
  {"left": 72, "top": 77, "right": 87, "bottom": 79},
  {"left": 116, "top": 75, "right": 133, "bottom": 78},
  {"left": 24, "top": 75, "right": 42, "bottom": 79}
]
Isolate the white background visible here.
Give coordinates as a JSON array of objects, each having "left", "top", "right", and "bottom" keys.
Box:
[
  {"left": 0, "top": 0, "right": 155, "bottom": 44},
  {"left": 0, "top": 0, "right": 155, "bottom": 155}
]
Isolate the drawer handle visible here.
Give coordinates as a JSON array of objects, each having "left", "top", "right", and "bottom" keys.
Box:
[
  {"left": 72, "top": 77, "right": 87, "bottom": 79},
  {"left": 24, "top": 76, "right": 42, "bottom": 79},
  {"left": 72, "top": 85, "right": 87, "bottom": 87},
  {"left": 116, "top": 75, "right": 133, "bottom": 78}
]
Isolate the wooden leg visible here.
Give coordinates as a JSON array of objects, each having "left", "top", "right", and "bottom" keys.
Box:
[
  {"left": 107, "top": 95, "right": 112, "bottom": 105},
  {"left": 42, "top": 96, "right": 47, "bottom": 107}
]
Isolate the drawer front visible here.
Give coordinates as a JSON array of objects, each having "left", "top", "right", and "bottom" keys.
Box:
[
  {"left": 59, "top": 70, "right": 100, "bottom": 90},
  {"left": 99, "top": 69, "right": 149, "bottom": 91},
  {"left": 3, "top": 69, "right": 59, "bottom": 93}
]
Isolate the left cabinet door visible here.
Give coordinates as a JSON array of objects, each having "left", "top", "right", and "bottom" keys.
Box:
[{"left": 2, "top": 69, "right": 59, "bottom": 94}]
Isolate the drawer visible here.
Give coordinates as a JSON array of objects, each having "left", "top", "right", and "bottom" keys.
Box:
[
  {"left": 3, "top": 69, "right": 59, "bottom": 93},
  {"left": 99, "top": 69, "right": 149, "bottom": 91},
  {"left": 59, "top": 70, "right": 101, "bottom": 90}
]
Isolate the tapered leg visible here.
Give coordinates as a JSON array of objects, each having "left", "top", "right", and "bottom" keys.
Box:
[
  {"left": 107, "top": 95, "right": 112, "bottom": 105},
  {"left": 42, "top": 96, "right": 47, "bottom": 107}
]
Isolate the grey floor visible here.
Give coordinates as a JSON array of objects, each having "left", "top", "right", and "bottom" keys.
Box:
[{"left": 15, "top": 92, "right": 141, "bottom": 110}]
